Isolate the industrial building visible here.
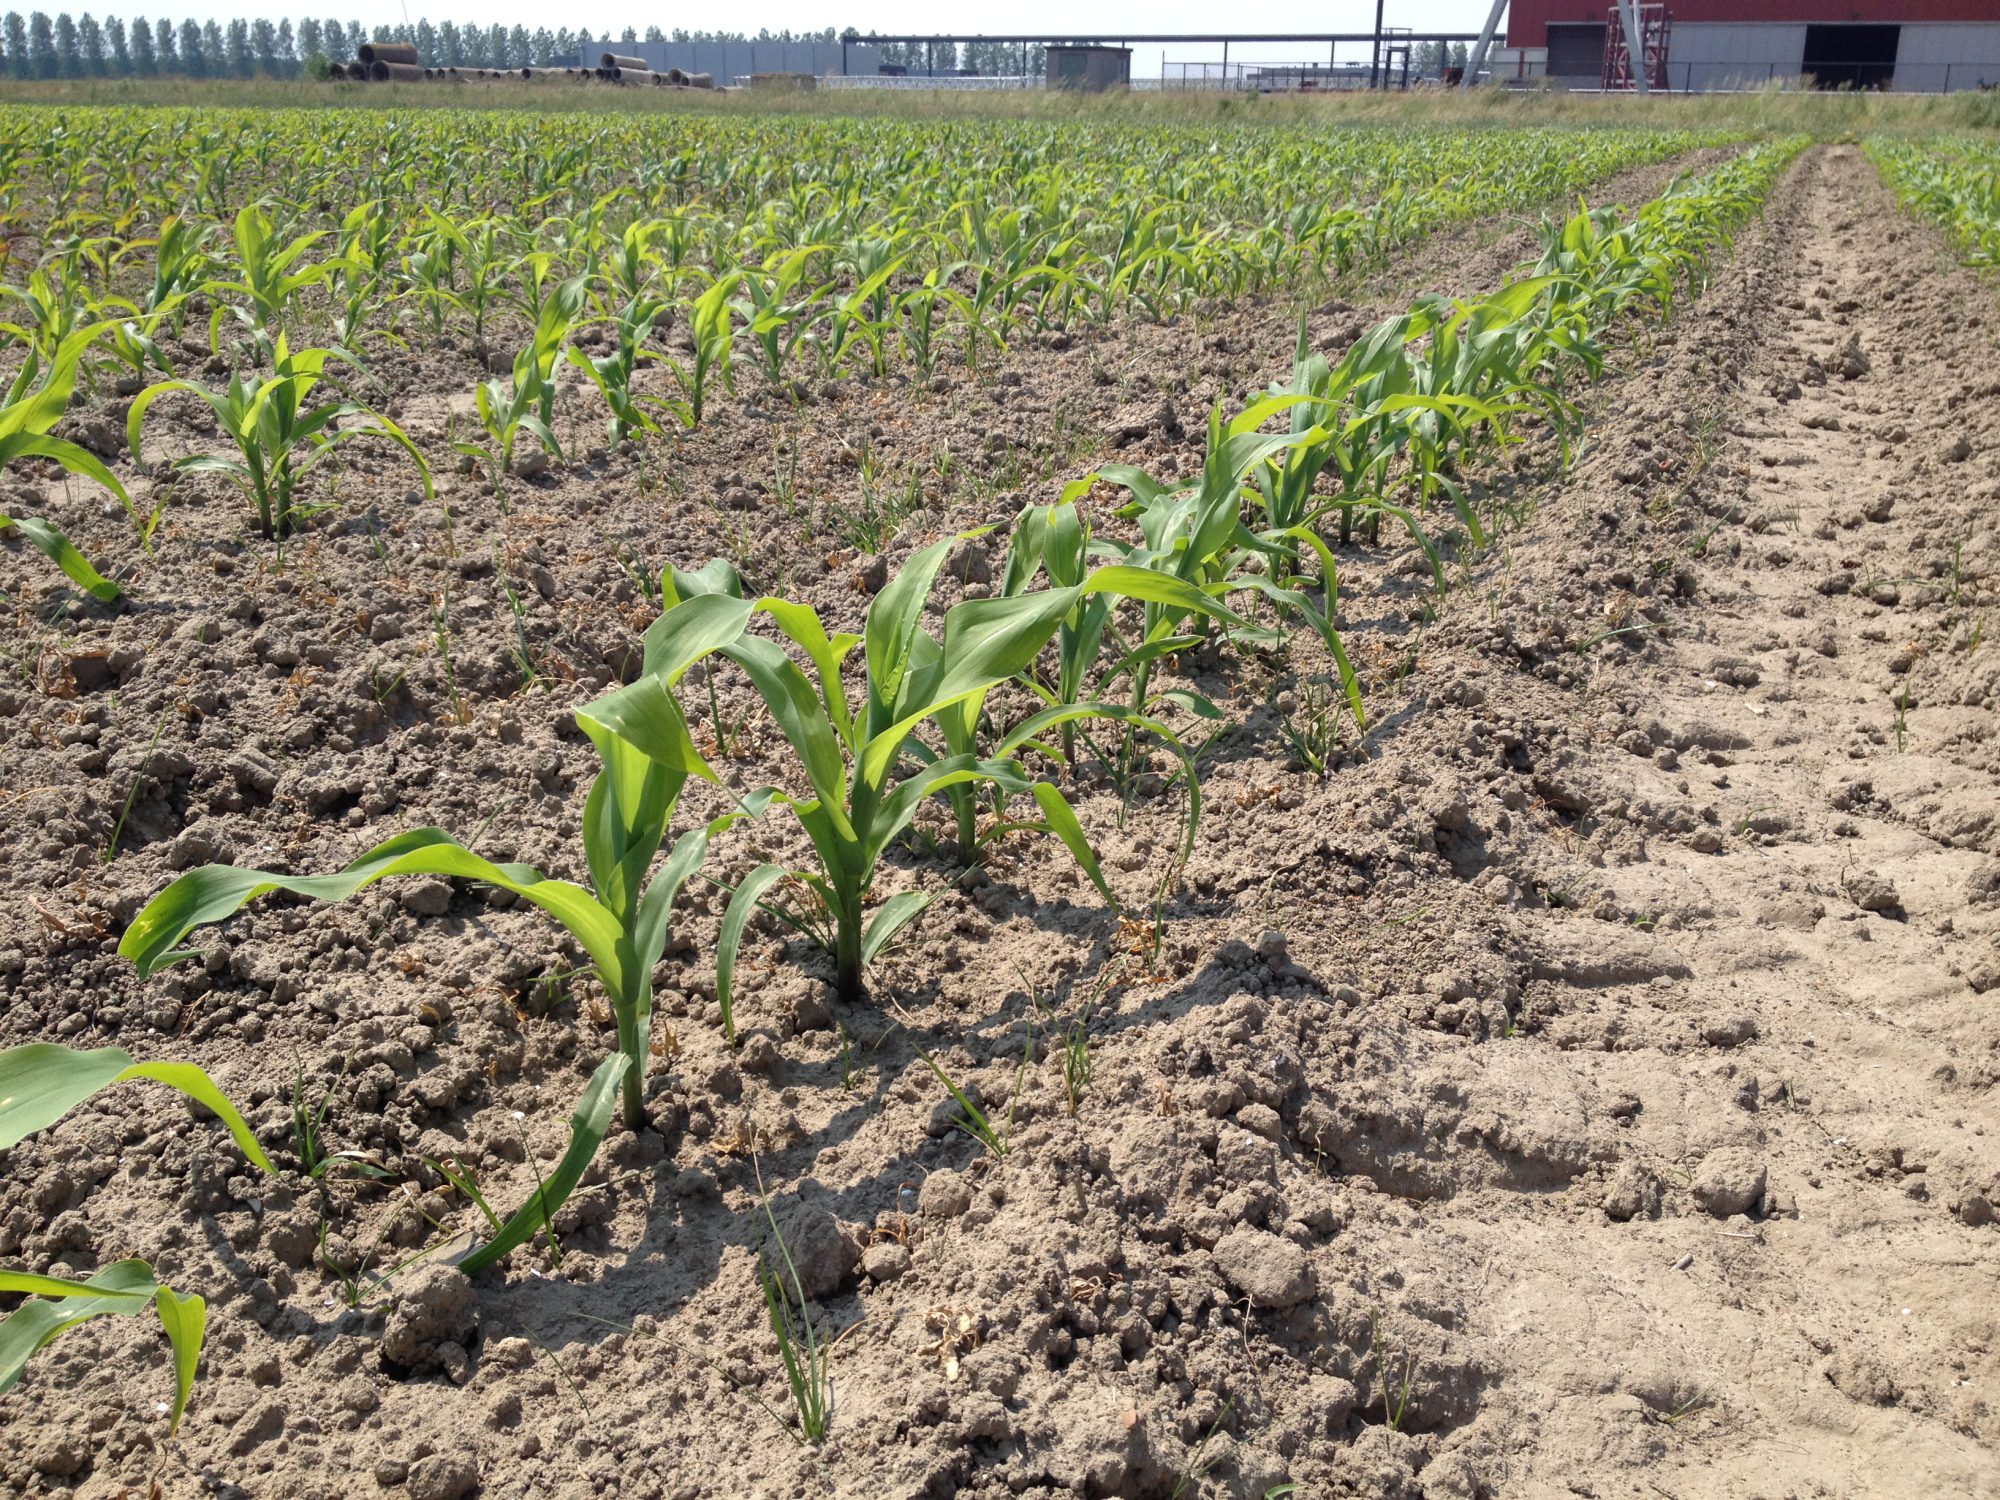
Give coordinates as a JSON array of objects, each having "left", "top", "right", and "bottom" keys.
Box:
[{"left": 1500, "top": 2, "right": 2000, "bottom": 91}]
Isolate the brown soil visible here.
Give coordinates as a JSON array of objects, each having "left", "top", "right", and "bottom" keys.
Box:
[{"left": 0, "top": 144, "right": 1994, "bottom": 1500}]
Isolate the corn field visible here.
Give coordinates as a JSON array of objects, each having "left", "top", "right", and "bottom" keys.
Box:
[{"left": 0, "top": 90, "right": 1981, "bottom": 1500}]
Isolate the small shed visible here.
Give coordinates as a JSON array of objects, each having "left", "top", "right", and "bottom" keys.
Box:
[{"left": 1046, "top": 45, "right": 1131, "bottom": 91}]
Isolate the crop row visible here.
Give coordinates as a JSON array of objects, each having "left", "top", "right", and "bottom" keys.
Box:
[
  {"left": 1867, "top": 135, "right": 2000, "bottom": 275},
  {"left": 0, "top": 109, "right": 1728, "bottom": 386},
  {"left": 0, "top": 136, "right": 1807, "bottom": 1433},
  {"left": 0, "top": 109, "right": 1731, "bottom": 581}
]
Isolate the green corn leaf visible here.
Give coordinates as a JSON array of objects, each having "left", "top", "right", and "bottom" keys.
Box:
[
  {"left": 1077, "top": 563, "right": 1246, "bottom": 627},
  {"left": 663, "top": 556, "right": 744, "bottom": 607},
  {"left": 152, "top": 1283, "right": 207, "bottom": 1432},
  {"left": 864, "top": 534, "right": 959, "bottom": 720},
  {"left": 1028, "top": 782, "right": 1116, "bottom": 908},
  {"left": 0, "top": 1258, "right": 207, "bottom": 1433},
  {"left": 118, "top": 829, "right": 626, "bottom": 995},
  {"left": 457, "top": 1053, "right": 628, "bottom": 1276},
  {"left": 860, "top": 891, "right": 932, "bottom": 965},
  {"left": 0, "top": 511, "right": 121, "bottom": 602},
  {"left": 717, "top": 863, "right": 791, "bottom": 1050},
  {"left": 868, "top": 753, "right": 1038, "bottom": 868},
  {"left": 0, "top": 1042, "right": 274, "bottom": 1173}
]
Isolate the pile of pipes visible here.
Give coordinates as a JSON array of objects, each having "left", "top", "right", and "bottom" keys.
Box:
[
  {"left": 589, "top": 52, "right": 715, "bottom": 87},
  {"left": 331, "top": 42, "right": 716, "bottom": 87}
]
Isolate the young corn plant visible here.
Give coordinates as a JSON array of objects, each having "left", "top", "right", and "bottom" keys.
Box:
[
  {"left": 928, "top": 484, "right": 1240, "bottom": 861},
  {"left": 731, "top": 248, "right": 833, "bottom": 390},
  {"left": 1246, "top": 318, "right": 1450, "bottom": 589},
  {"left": 460, "top": 274, "right": 589, "bottom": 484},
  {"left": 202, "top": 201, "right": 339, "bottom": 354},
  {"left": 565, "top": 294, "right": 675, "bottom": 444},
  {"left": 125, "top": 212, "right": 213, "bottom": 330},
  {"left": 895, "top": 266, "right": 995, "bottom": 377},
  {"left": 1075, "top": 400, "right": 1370, "bottom": 732},
  {"left": 0, "top": 1037, "right": 276, "bottom": 1431},
  {"left": 0, "top": 325, "right": 130, "bottom": 600},
  {"left": 118, "top": 690, "right": 733, "bottom": 1256},
  {"left": 665, "top": 273, "right": 739, "bottom": 429},
  {"left": 128, "top": 334, "right": 432, "bottom": 540},
  {"left": 427, "top": 211, "right": 512, "bottom": 348},
  {"left": 580, "top": 535, "right": 1224, "bottom": 1013}
]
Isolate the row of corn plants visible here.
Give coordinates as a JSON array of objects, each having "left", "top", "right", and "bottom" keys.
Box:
[
  {"left": 0, "top": 139, "right": 1800, "bottom": 1433},
  {"left": 1, "top": 108, "right": 1730, "bottom": 573},
  {"left": 0, "top": 108, "right": 1729, "bottom": 420},
  {"left": 1867, "top": 135, "right": 2000, "bottom": 274}
]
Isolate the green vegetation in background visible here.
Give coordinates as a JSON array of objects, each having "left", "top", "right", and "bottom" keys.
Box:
[{"left": 1867, "top": 136, "right": 2000, "bottom": 269}]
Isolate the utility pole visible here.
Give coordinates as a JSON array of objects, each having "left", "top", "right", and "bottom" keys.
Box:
[
  {"left": 1614, "top": 0, "right": 1650, "bottom": 93},
  {"left": 1462, "top": 0, "right": 1507, "bottom": 86}
]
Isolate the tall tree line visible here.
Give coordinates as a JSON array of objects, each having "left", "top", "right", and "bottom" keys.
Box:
[{"left": 0, "top": 15, "right": 1052, "bottom": 78}]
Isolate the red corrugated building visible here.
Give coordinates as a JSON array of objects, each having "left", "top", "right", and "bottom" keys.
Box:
[{"left": 1500, "top": 0, "right": 2000, "bottom": 90}]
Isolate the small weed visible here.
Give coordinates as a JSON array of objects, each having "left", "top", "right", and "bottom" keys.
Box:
[
  {"left": 757, "top": 1162, "right": 832, "bottom": 1443},
  {"left": 291, "top": 1054, "right": 387, "bottom": 1181},
  {"left": 1371, "top": 1312, "right": 1417, "bottom": 1434},
  {"left": 103, "top": 709, "right": 168, "bottom": 863},
  {"left": 433, "top": 586, "right": 469, "bottom": 726},
  {"left": 501, "top": 572, "right": 540, "bottom": 691},
  {"left": 1273, "top": 676, "right": 1342, "bottom": 778},
  {"left": 829, "top": 467, "right": 927, "bottom": 555},
  {"left": 1171, "top": 1398, "right": 1235, "bottom": 1500},
  {"left": 1655, "top": 1388, "right": 1712, "bottom": 1426},
  {"left": 919, "top": 1031, "right": 1030, "bottom": 1161}
]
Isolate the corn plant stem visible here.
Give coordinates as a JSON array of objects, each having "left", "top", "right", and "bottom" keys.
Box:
[{"left": 832, "top": 887, "right": 866, "bottom": 1010}]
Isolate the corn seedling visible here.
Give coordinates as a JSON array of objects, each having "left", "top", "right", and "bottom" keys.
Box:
[
  {"left": 0, "top": 323, "right": 132, "bottom": 599},
  {"left": 119, "top": 632, "right": 738, "bottom": 1243},
  {"left": 665, "top": 273, "right": 739, "bottom": 428},
  {"left": 585, "top": 535, "right": 1226, "bottom": 1008},
  {"left": 0, "top": 1261, "right": 207, "bottom": 1433},
  {"left": 566, "top": 294, "right": 676, "bottom": 443},
  {"left": 732, "top": 248, "right": 833, "bottom": 390},
  {"left": 461, "top": 273, "right": 589, "bottom": 486},
  {"left": 201, "top": 201, "right": 339, "bottom": 353},
  {"left": 128, "top": 334, "right": 432, "bottom": 540}
]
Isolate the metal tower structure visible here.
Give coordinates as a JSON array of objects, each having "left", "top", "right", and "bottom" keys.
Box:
[{"left": 1604, "top": 3, "right": 1670, "bottom": 91}]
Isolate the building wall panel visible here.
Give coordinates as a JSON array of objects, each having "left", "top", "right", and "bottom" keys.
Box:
[
  {"left": 578, "top": 37, "right": 880, "bottom": 80},
  {"left": 1895, "top": 23, "right": 2000, "bottom": 88},
  {"left": 1507, "top": 1, "right": 2000, "bottom": 49}
]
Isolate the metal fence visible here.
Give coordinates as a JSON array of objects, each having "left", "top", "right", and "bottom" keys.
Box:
[
  {"left": 1159, "top": 59, "right": 1420, "bottom": 91},
  {"left": 821, "top": 74, "right": 1040, "bottom": 90},
  {"left": 1550, "top": 62, "right": 2000, "bottom": 93}
]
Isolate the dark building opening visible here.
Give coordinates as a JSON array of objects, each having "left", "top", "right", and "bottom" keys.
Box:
[
  {"left": 1802, "top": 25, "right": 1900, "bottom": 90},
  {"left": 1546, "top": 22, "right": 1608, "bottom": 78}
]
